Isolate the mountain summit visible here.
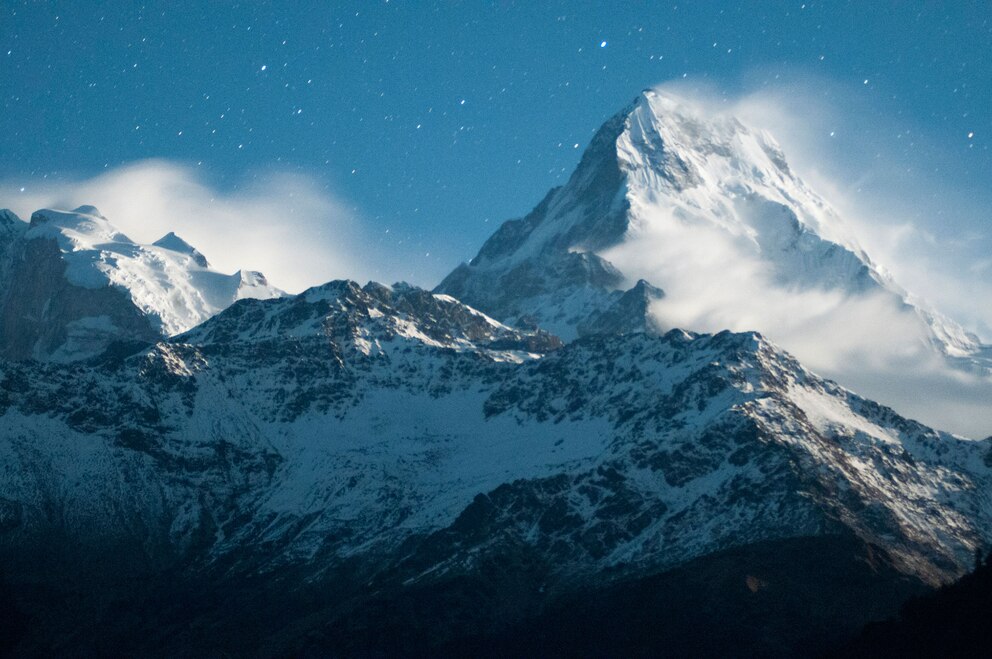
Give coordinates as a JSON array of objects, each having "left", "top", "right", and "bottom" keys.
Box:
[
  {"left": 152, "top": 231, "right": 211, "bottom": 268},
  {"left": 437, "top": 89, "right": 990, "bottom": 373}
]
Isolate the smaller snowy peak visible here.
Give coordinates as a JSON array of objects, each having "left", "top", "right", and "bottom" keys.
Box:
[
  {"left": 28, "top": 207, "right": 135, "bottom": 247},
  {"left": 71, "top": 204, "right": 105, "bottom": 218},
  {"left": 0, "top": 205, "right": 285, "bottom": 360},
  {"left": 19, "top": 206, "right": 284, "bottom": 334},
  {"left": 233, "top": 269, "right": 282, "bottom": 300},
  {"left": 238, "top": 269, "right": 269, "bottom": 287},
  {"left": 153, "top": 231, "right": 210, "bottom": 268}
]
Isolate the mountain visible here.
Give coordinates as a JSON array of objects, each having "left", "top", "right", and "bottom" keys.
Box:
[
  {"left": 435, "top": 89, "right": 991, "bottom": 376},
  {"left": 2, "top": 91, "right": 991, "bottom": 655},
  {"left": 1, "top": 278, "right": 990, "bottom": 654},
  {"left": 0, "top": 206, "right": 283, "bottom": 362}
]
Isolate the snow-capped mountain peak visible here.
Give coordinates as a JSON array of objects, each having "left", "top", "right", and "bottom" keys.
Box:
[
  {"left": 28, "top": 205, "right": 135, "bottom": 251},
  {"left": 437, "top": 88, "right": 992, "bottom": 425},
  {"left": 0, "top": 205, "right": 284, "bottom": 361},
  {"left": 439, "top": 90, "right": 882, "bottom": 324},
  {"left": 619, "top": 90, "right": 857, "bottom": 246},
  {"left": 179, "top": 278, "right": 561, "bottom": 359}
]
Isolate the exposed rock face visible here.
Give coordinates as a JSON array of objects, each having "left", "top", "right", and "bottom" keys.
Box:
[
  {"left": 436, "top": 104, "right": 635, "bottom": 339},
  {"left": 0, "top": 237, "right": 161, "bottom": 360},
  {"left": 0, "top": 209, "right": 23, "bottom": 236},
  {"left": 0, "top": 209, "right": 26, "bottom": 279}
]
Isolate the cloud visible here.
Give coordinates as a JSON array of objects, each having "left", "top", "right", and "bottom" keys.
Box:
[
  {"left": 603, "top": 196, "right": 927, "bottom": 367},
  {"left": 0, "top": 160, "right": 408, "bottom": 293},
  {"left": 599, "top": 80, "right": 992, "bottom": 438},
  {"left": 605, "top": 209, "right": 992, "bottom": 436},
  {"left": 649, "top": 74, "right": 992, "bottom": 341},
  {"left": 730, "top": 77, "right": 992, "bottom": 343}
]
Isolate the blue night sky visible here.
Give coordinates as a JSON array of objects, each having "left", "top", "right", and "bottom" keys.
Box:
[{"left": 1, "top": 1, "right": 989, "bottom": 297}]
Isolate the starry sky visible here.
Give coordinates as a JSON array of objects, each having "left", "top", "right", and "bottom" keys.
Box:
[{"left": 1, "top": 1, "right": 990, "bottom": 293}]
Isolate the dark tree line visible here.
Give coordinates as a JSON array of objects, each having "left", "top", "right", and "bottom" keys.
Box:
[
  {"left": 841, "top": 547, "right": 992, "bottom": 657},
  {"left": 0, "top": 568, "right": 28, "bottom": 654}
]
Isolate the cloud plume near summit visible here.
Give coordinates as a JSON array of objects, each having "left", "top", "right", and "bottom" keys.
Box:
[
  {"left": 603, "top": 199, "right": 992, "bottom": 438},
  {"left": 599, "top": 80, "right": 992, "bottom": 438}
]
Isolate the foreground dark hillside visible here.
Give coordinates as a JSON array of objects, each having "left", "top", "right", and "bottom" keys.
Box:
[
  {"left": 0, "top": 534, "right": 925, "bottom": 657},
  {"left": 840, "top": 550, "right": 992, "bottom": 658},
  {"left": 427, "top": 534, "right": 926, "bottom": 659}
]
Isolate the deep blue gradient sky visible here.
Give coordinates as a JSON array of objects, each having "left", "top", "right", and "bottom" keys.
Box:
[{"left": 1, "top": 2, "right": 990, "bottom": 291}]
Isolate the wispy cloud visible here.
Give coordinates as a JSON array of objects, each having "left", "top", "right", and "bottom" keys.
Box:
[
  {"left": 652, "top": 74, "right": 992, "bottom": 340},
  {"left": 0, "top": 160, "right": 411, "bottom": 293},
  {"left": 600, "top": 78, "right": 992, "bottom": 438},
  {"left": 605, "top": 211, "right": 992, "bottom": 436},
  {"left": 728, "top": 76, "right": 992, "bottom": 342}
]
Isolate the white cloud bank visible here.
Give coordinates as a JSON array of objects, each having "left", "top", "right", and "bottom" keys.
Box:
[
  {"left": 604, "top": 200, "right": 992, "bottom": 438},
  {"left": 0, "top": 160, "right": 404, "bottom": 293}
]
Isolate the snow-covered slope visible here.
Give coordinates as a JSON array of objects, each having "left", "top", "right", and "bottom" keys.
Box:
[
  {"left": 436, "top": 89, "right": 991, "bottom": 374},
  {"left": 0, "top": 205, "right": 283, "bottom": 361},
  {"left": 1, "top": 280, "right": 989, "bottom": 592},
  {"left": 2, "top": 277, "right": 991, "bottom": 653}
]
